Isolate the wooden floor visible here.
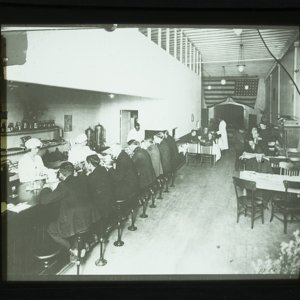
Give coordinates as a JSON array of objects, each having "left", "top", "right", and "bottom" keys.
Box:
[{"left": 60, "top": 146, "right": 300, "bottom": 276}]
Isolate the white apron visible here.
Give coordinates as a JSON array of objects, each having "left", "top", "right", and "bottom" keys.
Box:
[{"left": 217, "top": 120, "right": 228, "bottom": 150}]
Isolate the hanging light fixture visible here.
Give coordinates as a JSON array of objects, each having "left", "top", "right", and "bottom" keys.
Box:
[
  {"left": 208, "top": 85, "right": 212, "bottom": 90},
  {"left": 237, "top": 34, "right": 246, "bottom": 72},
  {"left": 221, "top": 66, "right": 226, "bottom": 85}
]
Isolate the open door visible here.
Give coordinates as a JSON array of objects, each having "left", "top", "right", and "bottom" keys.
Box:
[{"left": 120, "top": 110, "right": 138, "bottom": 148}]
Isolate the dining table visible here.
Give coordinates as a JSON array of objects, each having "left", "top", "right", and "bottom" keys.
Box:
[{"left": 239, "top": 170, "right": 300, "bottom": 193}]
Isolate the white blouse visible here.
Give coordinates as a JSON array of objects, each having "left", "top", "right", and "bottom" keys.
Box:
[{"left": 18, "top": 153, "right": 46, "bottom": 183}]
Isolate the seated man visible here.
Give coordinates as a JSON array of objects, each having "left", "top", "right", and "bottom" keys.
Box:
[
  {"left": 188, "top": 129, "right": 199, "bottom": 142},
  {"left": 198, "top": 127, "right": 209, "bottom": 142},
  {"left": 244, "top": 146, "right": 273, "bottom": 208},
  {"left": 128, "top": 140, "right": 156, "bottom": 190},
  {"left": 85, "top": 154, "right": 115, "bottom": 219},
  {"left": 163, "top": 130, "right": 179, "bottom": 172},
  {"left": 40, "top": 162, "right": 100, "bottom": 258},
  {"left": 108, "top": 143, "right": 139, "bottom": 200},
  {"left": 143, "top": 137, "right": 164, "bottom": 178},
  {"left": 244, "top": 139, "right": 258, "bottom": 153},
  {"left": 154, "top": 132, "right": 172, "bottom": 175},
  {"left": 258, "top": 122, "right": 272, "bottom": 155},
  {"left": 232, "top": 126, "right": 246, "bottom": 171}
]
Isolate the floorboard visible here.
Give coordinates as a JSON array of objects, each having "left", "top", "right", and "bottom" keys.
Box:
[{"left": 60, "top": 146, "right": 300, "bottom": 276}]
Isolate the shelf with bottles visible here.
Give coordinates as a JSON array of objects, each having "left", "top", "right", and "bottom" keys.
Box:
[
  {"left": 1, "top": 120, "right": 57, "bottom": 136},
  {"left": 1, "top": 125, "right": 60, "bottom": 137}
]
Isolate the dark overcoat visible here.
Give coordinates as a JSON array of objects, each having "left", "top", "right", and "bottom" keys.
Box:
[
  {"left": 157, "top": 139, "right": 172, "bottom": 173},
  {"left": 87, "top": 165, "right": 115, "bottom": 218},
  {"left": 165, "top": 135, "right": 179, "bottom": 165},
  {"left": 40, "top": 175, "right": 100, "bottom": 238},
  {"left": 146, "top": 144, "right": 163, "bottom": 178},
  {"left": 109, "top": 151, "right": 139, "bottom": 199},
  {"left": 132, "top": 147, "right": 156, "bottom": 189}
]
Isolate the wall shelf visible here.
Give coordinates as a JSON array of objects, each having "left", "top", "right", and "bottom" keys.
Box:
[
  {"left": 1, "top": 141, "right": 68, "bottom": 157},
  {"left": 1, "top": 126, "right": 60, "bottom": 137}
]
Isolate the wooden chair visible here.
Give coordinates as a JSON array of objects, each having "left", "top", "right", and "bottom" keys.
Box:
[
  {"left": 186, "top": 143, "right": 199, "bottom": 165},
  {"left": 232, "top": 177, "right": 264, "bottom": 229},
  {"left": 279, "top": 162, "right": 300, "bottom": 176},
  {"left": 286, "top": 148, "right": 300, "bottom": 160},
  {"left": 267, "top": 141, "right": 276, "bottom": 156},
  {"left": 270, "top": 180, "right": 300, "bottom": 234},
  {"left": 199, "top": 143, "right": 214, "bottom": 166}
]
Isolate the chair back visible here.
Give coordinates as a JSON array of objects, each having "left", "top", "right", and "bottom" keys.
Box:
[
  {"left": 232, "top": 176, "right": 256, "bottom": 204},
  {"left": 286, "top": 148, "right": 300, "bottom": 159},
  {"left": 279, "top": 161, "right": 299, "bottom": 176},
  {"left": 283, "top": 180, "right": 300, "bottom": 208},
  {"left": 200, "top": 145, "right": 212, "bottom": 155},
  {"left": 187, "top": 143, "right": 198, "bottom": 154}
]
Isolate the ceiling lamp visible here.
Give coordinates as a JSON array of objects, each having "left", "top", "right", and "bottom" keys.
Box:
[
  {"left": 233, "top": 29, "right": 243, "bottom": 36},
  {"left": 237, "top": 35, "right": 246, "bottom": 72},
  {"left": 208, "top": 85, "right": 212, "bottom": 90},
  {"left": 109, "top": 94, "right": 115, "bottom": 99},
  {"left": 245, "top": 85, "right": 249, "bottom": 90},
  {"left": 221, "top": 66, "right": 226, "bottom": 85}
]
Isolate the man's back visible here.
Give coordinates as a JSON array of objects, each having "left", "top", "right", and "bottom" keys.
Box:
[
  {"left": 132, "top": 147, "right": 156, "bottom": 189},
  {"left": 157, "top": 139, "right": 172, "bottom": 173},
  {"left": 147, "top": 144, "right": 163, "bottom": 178},
  {"left": 109, "top": 151, "right": 139, "bottom": 198}
]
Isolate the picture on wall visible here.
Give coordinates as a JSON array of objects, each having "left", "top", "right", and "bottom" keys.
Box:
[{"left": 64, "top": 114, "right": 72, "bottom": 132}]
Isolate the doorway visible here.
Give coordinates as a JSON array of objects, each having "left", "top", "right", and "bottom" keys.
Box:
[
  {"left": 120, "top": 110, "right": 138, "bottom": 148},
  {"left": 214, "top": 104, "right": 244, "bottom": 129}
]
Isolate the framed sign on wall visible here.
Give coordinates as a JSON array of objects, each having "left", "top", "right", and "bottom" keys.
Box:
[{"left": 64, "top": 115, "right": 72, "bottom": 132}]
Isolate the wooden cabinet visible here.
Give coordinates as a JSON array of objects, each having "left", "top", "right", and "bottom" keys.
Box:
[{"left": 278, "top": 125, "right": 300, "bottom": 148}]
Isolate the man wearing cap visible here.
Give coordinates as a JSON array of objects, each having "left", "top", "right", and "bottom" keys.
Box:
[
  {"left": 18, "top": 138, "right": 49, "bottom": 183},
  {"left": 68, "top": 133, "right": 96, "bottom": 170},
  {"left": 163, "top": 130, "right": 179, "bottom": 171}
]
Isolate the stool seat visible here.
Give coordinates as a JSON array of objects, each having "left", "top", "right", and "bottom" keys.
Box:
[{"left": 33, "top": 242, "right": 61, "bottom": 260}]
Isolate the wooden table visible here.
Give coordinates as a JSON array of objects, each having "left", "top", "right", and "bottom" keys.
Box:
[{"left": 239, "top": 171, "right": 300, "bottom": 193}]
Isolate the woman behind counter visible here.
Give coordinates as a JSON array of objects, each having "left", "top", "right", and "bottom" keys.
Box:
[{"left": 18, "top": 138, "right": 49, "bottom": 183}]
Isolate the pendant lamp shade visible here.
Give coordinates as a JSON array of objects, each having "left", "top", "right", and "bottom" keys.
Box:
[
  {"left": 237, "top": 35, "right": 246, "bottom": 72},
  {"left": 221, "top": 66, "right": 226, "bottom": 85}
]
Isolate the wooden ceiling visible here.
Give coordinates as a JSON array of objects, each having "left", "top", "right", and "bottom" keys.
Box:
[
  {"left": 139, "top": 26, "right": 299, "bottom": 79},
  {"left": 2, "top": 25, "right": 299, "bottom": 79}
]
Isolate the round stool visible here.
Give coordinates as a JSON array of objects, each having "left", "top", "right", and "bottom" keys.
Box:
[{"left": 33, "top": 240, "right": 61, "bottom": 275}]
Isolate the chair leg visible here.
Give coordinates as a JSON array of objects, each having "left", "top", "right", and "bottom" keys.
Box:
[
  {"left": 261, "top": 205, "right": 264, "bottom": 224},
  {"left": 284, "top": 213, "right": 287, "bottom": 234},
  {"left": 140, "top": 197, "right": 148, "bottom": 218},
  {"left": 244, "top": 208, "right": 247, "bottom": 217},
  {"left": 251, "top": 207, "right": 254, "bottom": 229},
  {"left": 95, "top": 237, "right": 107, "bottom": 266},
  {"left": 270, "top": 203, "right": 274, "bottom": 222},
  {"left": 128, "top": 209, "right": 137, "bottom": 231},
  {"left": 237, "top": 203, "right": 240, "bottom": 223}
]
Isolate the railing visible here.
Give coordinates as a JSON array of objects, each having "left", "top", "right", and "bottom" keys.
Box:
[{"left": 139, "top": 28, "right": 201, "bottom": 76}]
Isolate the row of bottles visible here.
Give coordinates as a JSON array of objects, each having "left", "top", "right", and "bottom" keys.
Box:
[{"left": 2, "top": 119, "right": 56, "bottom": 133}]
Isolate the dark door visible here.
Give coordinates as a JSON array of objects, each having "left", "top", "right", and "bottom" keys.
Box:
[
  {"left": 214, "top": 104, "right": 244, "bottom": 128},
  {"left": 201, "top": 109, "right": 209, "bottom": 128}
]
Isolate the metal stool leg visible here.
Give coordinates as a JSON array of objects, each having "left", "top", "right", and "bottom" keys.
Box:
[
  {"left": 164, "top": 177, "right": 170, "bottom": 193},
  {"left": 170, "top": 173, "right": 175, "bottom": 187},
  {"left": 95, "top": 237, "right": 107, "bottom": 266},
  {"left": 149, "top": 189, "right": 156, "bottom": 208},
  {"left": 157, "top": 179, "right": 163, "bottom": 199},
  {"left": 114, "top": 203, "right": 124, "bottom": 246},
  {"left": 128, "top": 208, "right": 137, "bottom": 231},
  {"left": 140, "top": 196, "right": 148, "bottom": 218},
  {"left": 76, "top": 235, "right": 82, "bottom": 275}
]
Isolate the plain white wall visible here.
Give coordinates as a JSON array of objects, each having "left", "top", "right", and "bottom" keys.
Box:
[{"left": 4, "top": 28, "right": 202, "bottom": 142}]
